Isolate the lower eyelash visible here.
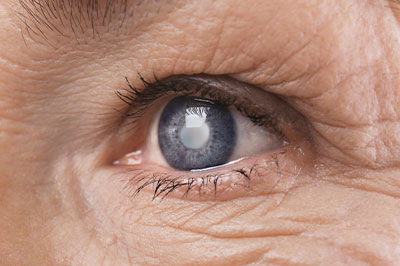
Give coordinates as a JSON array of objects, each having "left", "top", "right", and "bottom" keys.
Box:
[
  {"left": 123, "top": 170, "right": 251, "bottom": 201},
  {"left": 120, "top": 155, "right": 284, "bottom": 201}
]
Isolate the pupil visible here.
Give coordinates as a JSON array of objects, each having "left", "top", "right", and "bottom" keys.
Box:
[{"left": 158, "top": 96, "right": 236, "bottom": 171}]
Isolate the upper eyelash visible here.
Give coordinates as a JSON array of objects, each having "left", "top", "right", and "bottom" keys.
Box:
[
  {"left": 116, "top": 73, "right": 284, "bottom": 136},
  {"left": 116, "top": 73, "right": 235, "bottom": 118}
]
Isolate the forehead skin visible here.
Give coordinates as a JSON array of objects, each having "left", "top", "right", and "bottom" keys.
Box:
[{"left": 1, "top": 0, "right": 400, "bottom": 265}]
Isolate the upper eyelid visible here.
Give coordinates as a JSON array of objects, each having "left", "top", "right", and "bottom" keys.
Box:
[{"left": 116, "top": 74, "right": 302, "bottom": 130}]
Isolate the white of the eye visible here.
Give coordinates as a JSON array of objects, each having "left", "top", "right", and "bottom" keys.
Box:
[
  {"left": 179, "top": 109, "right": 210, "bottom": 149},
  {"left": 232, "top": 112, "right": 283, "bottom": 159}
]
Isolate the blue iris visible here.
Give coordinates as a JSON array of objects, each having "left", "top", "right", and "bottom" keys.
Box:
[{"left": 158, "top": 96, "right": 236, "bottom": 171}]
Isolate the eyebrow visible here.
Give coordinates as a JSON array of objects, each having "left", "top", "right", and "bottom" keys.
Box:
[
  {"left": 17, "top": 0, "right": 138, "bottom": 42},
  {"left": 18, "top": 0, "right": 397, "bottom": 45}
]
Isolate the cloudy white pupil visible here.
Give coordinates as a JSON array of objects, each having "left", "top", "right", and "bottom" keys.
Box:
[{"left": 179, "top": 108, "right": 210, "bottom": 149}]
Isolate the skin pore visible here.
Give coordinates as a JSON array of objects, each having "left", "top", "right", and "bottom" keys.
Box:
[{"left": 1, "top": 0, "right": 400, "bottom": 265}]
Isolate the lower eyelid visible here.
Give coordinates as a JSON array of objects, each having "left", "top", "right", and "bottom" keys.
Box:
[{"left": 115, "top": 148, "right": 306, "bottom": 202}]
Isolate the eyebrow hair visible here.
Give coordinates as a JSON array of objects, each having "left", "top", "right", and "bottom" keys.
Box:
[
  {"left": 18, "top": 1, "right": 398, "bottom": 45},
  {"left": 17, "top": 0, "right": 136, "bottom": 42}
]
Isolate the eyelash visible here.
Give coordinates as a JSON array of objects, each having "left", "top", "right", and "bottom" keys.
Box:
[
  {"left": 124, "top": 168, "right": 253, "bottom": 201},
  {"left": 116, "top": 74, "right": 283, "bottom": 136},
  {"left": 115, "top": 74, "right": 287, "bottom": 200},
  {"left": 120, "top": 157, "right": 284, "bottom": 201}
]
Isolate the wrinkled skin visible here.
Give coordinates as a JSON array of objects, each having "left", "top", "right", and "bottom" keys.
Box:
[{"left": 1, "top": 0, "right": 400, "bottom": 265}]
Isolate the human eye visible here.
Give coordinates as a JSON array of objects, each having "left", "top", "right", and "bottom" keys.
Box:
[{"left": 111, "top": 74, "right": 310, "bottom": 201}]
